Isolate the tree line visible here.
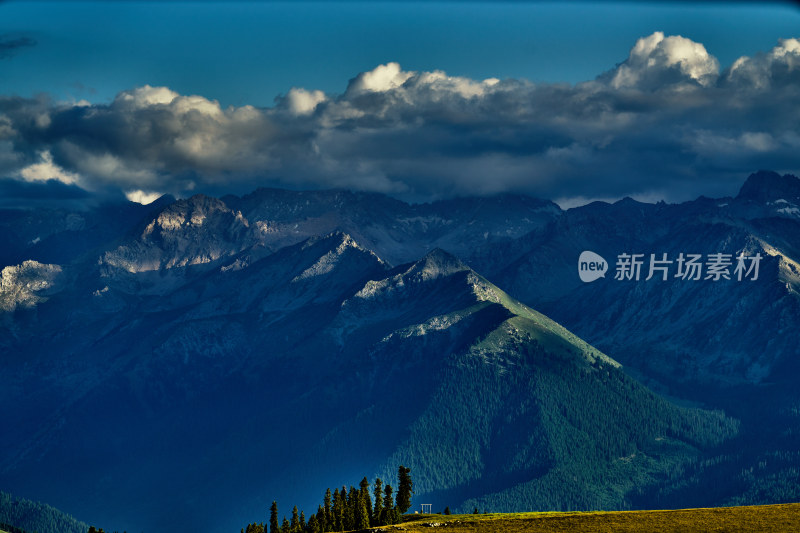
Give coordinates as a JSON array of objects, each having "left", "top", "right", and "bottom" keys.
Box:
[
  {"left": 242, "top": 466, "right": 413, "bottom": 533},
  {"left": 0, "top": 491, "right": 88, "bottom": 533}
]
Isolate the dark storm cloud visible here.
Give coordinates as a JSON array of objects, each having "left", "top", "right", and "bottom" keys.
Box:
[
  {"left": 0, "top": 177, "right": 94, "bottom": 208},
  {"left": 0, "top": 177, "right": 88, "bottom": 199},
  {"left": 0, "top": 32, "right": 798, "bottom": 204},
  {"left": 0, "top": 35, "right": 36, "bottom": 59}
]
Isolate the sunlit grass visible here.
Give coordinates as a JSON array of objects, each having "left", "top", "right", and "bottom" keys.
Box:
[{"left": 369, "top": 503, "right": 800, "bottom": 532}]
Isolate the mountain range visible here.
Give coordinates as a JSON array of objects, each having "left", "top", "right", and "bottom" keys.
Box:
[{"left": 1, "top": 171, "right": 798, "bottom": 533}]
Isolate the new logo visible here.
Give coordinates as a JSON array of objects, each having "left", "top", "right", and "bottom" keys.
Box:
[{"left": 578, "top": 251, "right": 608, "bottom": 283}]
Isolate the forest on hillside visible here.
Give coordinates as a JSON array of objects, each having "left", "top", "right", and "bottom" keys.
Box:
[{"left": 240, "top": 466, "right": 414, "bottom": 533}]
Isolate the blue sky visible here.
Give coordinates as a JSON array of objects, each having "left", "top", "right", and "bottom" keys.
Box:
[
  {"left": 3, "top": 1, "right": 798, "bottom": 105},
  {"left": 1, "top": 1, "right": 799, "bottom": 205}
]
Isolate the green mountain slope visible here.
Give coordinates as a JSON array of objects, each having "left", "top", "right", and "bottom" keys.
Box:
[
  {"left": 2, "top": 238, "right": 741, "bottom": 532},
  {"left": 0, "top": 491, "right": 87, "bottom": 533},
  {"left": 308, "top": 249, "right": 739, "bottom": 514}
]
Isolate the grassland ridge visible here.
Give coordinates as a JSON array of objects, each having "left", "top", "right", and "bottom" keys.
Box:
[{"left": 359, "top": 503, "right": 800, "bottom": 533}]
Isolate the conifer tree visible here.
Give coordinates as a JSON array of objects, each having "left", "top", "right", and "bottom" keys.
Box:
[
  {"left": 396, "top": 465, "right": 414, "bottom": 514},
  {"left": 354, "top": 499, "right": 370, "bottom": 530},
  {"left": 306, "top": 514, "right": 319, "bottom": 533},
  {"left": 382, "top": 484, "right": 395, "bottom": 525},
  {"left": 291, "top": 506, "right": 299, "bottom": 532},
  {"left": 444, "top": 507, "right": 451, "bottom": 515},
  {"left": 359, "top": 477, "right": 372, "bottom": 524},
  {"left": 281, "top": 516, "right": 290, "bottom": 532},
  {"left": 323, "top": 488, "right": 332, "bottom": 531},
  {"left": 315, "top": 505, "right": 326, "bottom": 533},
  {"left": 345, "top": 486, "right": 358, "bottom": 531},
  {"left": 270, "top": 501, "right": 280, "bottom": 533},
  {"left": 300, "top": 510, "right": 306, "bottom": 531},
  {"left": 372, "top": 478, "right": 384, "bottom": 526},
  {"left": 332, "top": 488, "right": 344, "bottom": 532}
]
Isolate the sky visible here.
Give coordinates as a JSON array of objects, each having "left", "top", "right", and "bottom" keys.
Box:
[{"left": 1, "top": 0, "right": 799, "bottom": 206}]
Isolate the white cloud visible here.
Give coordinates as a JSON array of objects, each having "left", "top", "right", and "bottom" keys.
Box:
[
  {"left": 283, "top": 87, "right": 327, "bottom": 115},
  {"left": 116, "top": 86, "right": 225, "bottom": 117},
  {"left": 19, "top": 150, "right": 80, "bottom": 184},
  {"left": 125, "top": 189, "right": 163, "bottom": 205},
  {"left": 346, "top": 62, "right": 414, "bottom": 94},
  {"left": 47, "top": 90, "right": 276, "bottom": 188},
  {"left": 773, "top": 37, "right": 800, "bottom": 59},
  {"left": 726, "top": 37, "right": 800, "bottom": 89},
  {"left": 172, "top": 94, "right": 224, "bottom": 118},
  {"left": 413, "top": 70, "right": 499, "bottom": 99},
  {"left": 0, "top": 33, "right": 798, "bottom": 205},
  {"left": 59, "top": 143, "right": 158, "bottom": 186},
  {"left": 609, "top": 31, "right": 719, "bottom": 90},
  {"left": 116, "top": 85, "right": 178, "bottom": 108}
]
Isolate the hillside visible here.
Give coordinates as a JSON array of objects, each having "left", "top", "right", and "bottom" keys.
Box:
[
  {"left": 471, "top": 172, "right": 800, "bottom": 390},
  {"left": 381, "top": 503, "right": 800, "bottom": 533},
  {"left": 466, "top": 173, "right": 800, "bottom": 510},
  {"left": 0, "top": 491, "right": 88, "bottom": 533},
  {"left": 316, "top": 250, "right": 738, "bottom": 514},
  {"left": 1, "top": 173, "right": 798, "bottom": 532},
  {"left": 2, "top": 239, "right": 737, "bottom": 532}
]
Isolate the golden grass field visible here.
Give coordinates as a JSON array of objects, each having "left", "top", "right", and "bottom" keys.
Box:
[{"left": 380, "top": 503, "right": 800, "bottom": 533}]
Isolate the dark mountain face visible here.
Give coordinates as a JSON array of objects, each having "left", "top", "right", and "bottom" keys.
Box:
[
  {"left": 470, "top": 173, "right": 800, "bottom": 390},
  {"left": 736, "top": 170, "right": 800, "bottom": 205},
  {"left": 223, "top": 187, "right": 562, "bottom": 265},
  {"left": 0, "top": 200, "right": 162, "bottom": 268},
  {"left": 1, "top": 174, "right": 797, "bottom": 532}
]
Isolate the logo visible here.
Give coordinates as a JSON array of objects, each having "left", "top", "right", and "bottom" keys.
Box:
[
  {"left": 578, "top": 251, "right": 608, "bottom": 283},
  {"left": 577, "top": 250, "right": 762, "bottom": 283}
]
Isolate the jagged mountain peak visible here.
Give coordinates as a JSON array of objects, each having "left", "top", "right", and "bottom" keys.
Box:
[
  {"left": 737, "top": 170, "right": 800, "bottom": 203},
  {"left": 0, "top": 260, "right": 62, "bottom": 312},
  {"left": 291, "top": 231, "right": 387, "bottom": 283},
  {"left": 164, "top": 193, "right": 226, "bottom": 209},
  {"left": 348, "top": 248, "right": 466, "bottom": 304},
  {"left": 144, "top": 193, "right": 177, "bottom": 210},
  {"left": 101, "top": 195, "right": 256, "bottom": 275},
  {"left": 301, "top": 230, "right": 370, "bottom": 254},
  {"left": 300, "top": 230, "right": 388, "bottom": 265},
  {"left": 341, "top": 246, "right": 617, "bottom": 371},
  {"left": 143, "top": 194, "right": 244, "bottom": 235},
  {"left": 341, "top": 249, "right": 468, "bottom": 310},
  {"left": 410, "top": 247, "right": 469, "bottom": 279}
]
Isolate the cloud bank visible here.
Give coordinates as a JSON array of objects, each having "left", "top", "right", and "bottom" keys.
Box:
[{"left": 1, "top": 32, "right": 799, "bottom": 204}]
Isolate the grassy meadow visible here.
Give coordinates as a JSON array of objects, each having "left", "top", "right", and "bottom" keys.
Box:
[{"left": 381, "top": 503, "right": 800, "bottom": 532}]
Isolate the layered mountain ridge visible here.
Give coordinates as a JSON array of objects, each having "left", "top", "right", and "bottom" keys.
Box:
[{"left": 1, "top": 171, "right": 798, "bottom": 533}]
